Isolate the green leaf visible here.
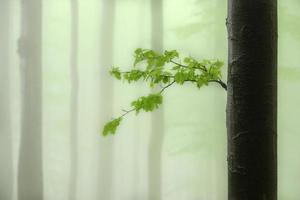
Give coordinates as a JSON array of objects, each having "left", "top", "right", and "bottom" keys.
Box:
[
  {"left": 134, "top": 56, "right": 143, "bottom": 66},
  {"left": 144, "top": 50, "right": 157, "bottom": 59},
  {"left": 102, "top": 118, "right": 122, "bottom": 136},
  {"left": 131, "top": 93, "right": 163, "bottom": 114},
  {"left": 196, "top": 78, "right": 205, "bottom": 88},
  {"left": 123, "top": 70, "right": 145, "bottom": 83},
  {"left": 164, "top": 50, "right": 179, "bottom": 61},
  {"left": 147, "top": 58, "right": 155, "bottom": 69},
  {"left": 172, "top": 65, "right": 180, "bottom": 70},
  {"left": 183, "top": 56, "right": 195, "bottom": 64},
  {"left": 174, "top": 71, "right": 186, "bottom": 84},
  {"left": 214, "top": 60, "right": 224, "bottom": 68},
  {"left": 162, "top": 75, "right": 171, "bottom": 84},
  {"left": 110, "top": 67, "right": 121, "bottom": 80},
  {"left": 156, "top": 56, "right": 166, "bottom": 67},
  {"left": 134, "top": 48, "right": 143, "bottom": 55},
  {"left": 134, "top": 48, "right": 146, "bottom": 66}
]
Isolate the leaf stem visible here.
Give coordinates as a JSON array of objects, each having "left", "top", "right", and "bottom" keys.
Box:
[
  {"left": 170, "top": 60, "right": 207, "bottom": 72},
  {"left": 120, "top": 108, "right": 136, "bottom": 118},
  {"left": 160, "top": 81, "right": 176, "bottom": 94}
]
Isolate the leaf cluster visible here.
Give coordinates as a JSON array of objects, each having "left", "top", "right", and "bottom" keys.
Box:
[
  {"left": 102, "top": 117, "right": 122, "bottom": 136},
  {"left": 131, "top": 93, "right": 163, "bottom": 114},
  {"left": 110, "top": 49, "right": 224, "bottom": 89}
]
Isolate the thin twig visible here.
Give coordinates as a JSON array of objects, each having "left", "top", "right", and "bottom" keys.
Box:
[
  {"left": 170, "top": 60, "right": 207, "bottom": 72},
  {"left": 184, "top": 79, "right": 227, "bottom": 91},
  {"left": 160, "top": 81, "right": 176, "bottom": 94},
  {"left": 114, "top": 81, "right": 176, "bottom": 119},
  {"left": 208, "top": 79, "right": 227, "bottom": 90},
  {"left": 119, "top": 108, "right": 136, "bottom": 118},
  {"left": 119, "top": 69, "right": 227, "bottom": 91},
  {"left": 170, "top": 60, "right": 189, "bottom": 68}
]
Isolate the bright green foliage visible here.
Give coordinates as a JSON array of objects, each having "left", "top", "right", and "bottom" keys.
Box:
[
  {"left": 110, "top": 67, "right": 122, "bottom": 80},
  {"left": 131, "top": 93, "right": 163, "bottom": 114},
  {"left": 102, "top": 48, "right": 227, "bottom": 136},
  {"left": 103, "top": 118, "right": 122, "bottom": 136},
  {"left": 110, "top": 49, "right": 225, "bottom": 89}
]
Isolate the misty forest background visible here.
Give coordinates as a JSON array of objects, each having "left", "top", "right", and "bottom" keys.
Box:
[{"left": 0, "top": 0, "right": 299, "bottom": 200}]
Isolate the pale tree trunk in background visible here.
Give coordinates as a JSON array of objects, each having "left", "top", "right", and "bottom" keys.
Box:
[
  {"left": 69, "top": 0, "right": 79, "bottom": 200},
  {"left": 151, "top": 0, "right": 164, "bottom": 50},
  {"left": 97, "top": 0, "right": 115, "bottom": 199},
  {"left": 0, "top": 1, "right": 13, "bottom": 200},
  {"left": 18, "top": 0, "right": 43, "bottom": 200},
  {"left": 227, "top": 0, "right": 277, "bottom": 199},
  {"left": 211, "top": 0, "right": 227, "bottom": 199},
  {"left": 132, "top": 3, "right": 149, "bottom": 199},
  {"left": 148, "top": 0, "right": 164, "bottom": 199}
]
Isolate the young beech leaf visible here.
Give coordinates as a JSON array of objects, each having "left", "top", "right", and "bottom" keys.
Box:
[
  {"left": 110, "top": 67, "right": 121, "bottom": 80},
  {"left": 184, "top": 56, "right": 195, "bottom": 64},
  {"left": 102, "top": 117, "right": 122, "bottom": 136},
  {"left": 214, "top": 60, "right": 224, "bottom": 68},
  {"left": 131, "top": 93, "right": 163, "bottom": 114},
  {"left": 134, "top": 48, "right": 143, "bottom": 55},
  {"left": 134, "top": 48, "right": 146, "bottom": 66},
  {"left": 174, "top": 71, "right": 186, "bottom": 84},
  {"left": 164, "top": 50, "right": 179, "bottom": 61},
  {"left": 123, "top": 69, "right": 145, "bottom": 83}
]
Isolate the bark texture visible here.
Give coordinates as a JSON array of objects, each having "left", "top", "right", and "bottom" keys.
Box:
[
  {"left": 148, "top": 0, "right": 164, "bottom": 199},
  {"left": 226, "top": 1, "right": 277, "bottom": 200},
  {"left": 0, "top": 1, "right": 13, "bottom": 199},
  {"left": 69, "top": 0, "right": 79, "bottom": 199},
  {"left": 97, "top": 0, "right": 115, "bottom": 199},
  {"left": 18, "top": 0, "right": 43, "bottom": 200}
]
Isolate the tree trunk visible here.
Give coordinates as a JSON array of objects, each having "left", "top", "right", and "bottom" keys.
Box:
[
  {"left": 97, "top": 0, "right": 115, "bottom": 199},
  {"left": 151, "top": 0, "right": 164, "bottom": 51},
  {"left": 69, "top": 0, "right": 79, "bottom": 200},
  {"left": 0, "top": 1, "right": 13, "bottom": 199},
  {"left": 226, "top": 0, "right": 277, "bottom": 199},
  {"left": 148, "top": 0, "right": 164, "bottom": 199},
  {"left": 18, "top": 0, "right": 43, "bottom": 200}
]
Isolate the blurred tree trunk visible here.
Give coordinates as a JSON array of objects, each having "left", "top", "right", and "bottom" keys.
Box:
[
  {"left": 69, "top": 0, "right": 79, "bottom": 200},
  {"left": 227, "top": 0, "right": 277, "bottom": 199},
  {"left": 212, "top": 0, "right": 227, "bottom": 199},
  {"left": 18, "top": 0, "right": 43, "bottom": 200},
  {"left": 0, "top": 1, "right": 13, "bottom": 200},
  {"left": 148, "top": 0, "right": 164, "bottom": 199},
  {"left": 97, "top": 0, "right": 115, "bottom": 199}
]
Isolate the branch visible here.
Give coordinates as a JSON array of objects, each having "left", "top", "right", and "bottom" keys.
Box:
[
  {"left": 120, "top": 69, "right": 227, "bottom": 91},
  {"left": 184, "top": 79, "right": 227, "bottom": 91},
  {"left": 208, "top": 79, "right": 227, "bottom": 90},
  {"left": 120, "top": 108, "right": 136, "bottom": 118},
  {"left": 160, "top": 81, "right": 176, "bottom": 94}
]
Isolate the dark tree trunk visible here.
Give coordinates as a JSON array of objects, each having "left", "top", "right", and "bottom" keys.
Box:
[
  {"left": 97, "top": 0, "right": 115, "bottom": 199},
  {"left": 148, "top": 0, "right": 164, "bottom": 199},
  {"left": 0, "top": 1, "right": 13, "bottom": 199},
  {"left": 69, "top": 0, "right": 79, "bottom": 200},
  {"left": 18, "top": 0, "right": 43, "bottom": 200},
  {"left": 226, "top": 0, "right": 277, "bottom": 200}
]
